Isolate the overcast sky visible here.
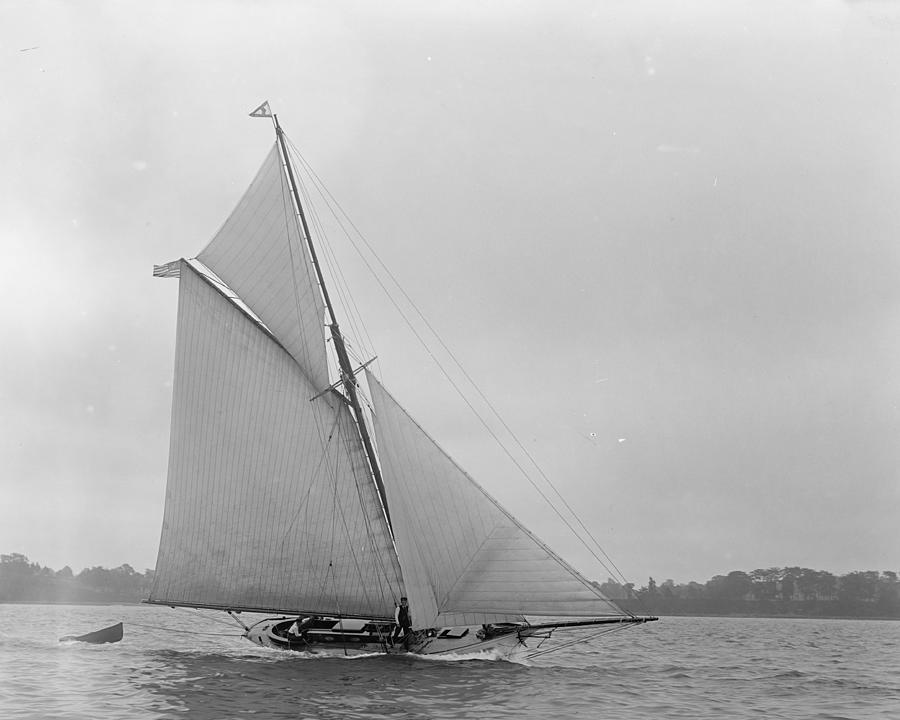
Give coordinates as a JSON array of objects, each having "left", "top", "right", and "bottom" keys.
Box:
[{"left": 2, "top": 0, "right": 898, "bottom": 587}]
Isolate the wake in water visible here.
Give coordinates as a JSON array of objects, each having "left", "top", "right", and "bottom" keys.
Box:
[
  {"left": 202, "top": 641, "right": 532, "bottom": 665},
  {"left": 412, "top": 645, "right": 532, "bottom": 665}
]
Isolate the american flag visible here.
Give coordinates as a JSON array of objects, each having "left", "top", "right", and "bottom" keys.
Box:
[{"left": 152, "top": 260, "right": 181, "bottom": 278}]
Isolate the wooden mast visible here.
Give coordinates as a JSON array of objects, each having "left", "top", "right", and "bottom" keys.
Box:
[{"left": 273, "top": 114, "right": 394, "bottom": 536}]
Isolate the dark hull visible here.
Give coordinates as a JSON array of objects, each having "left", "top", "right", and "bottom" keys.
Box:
[{"left": 59, "top": 622, "right": 123, "bottom": 644}]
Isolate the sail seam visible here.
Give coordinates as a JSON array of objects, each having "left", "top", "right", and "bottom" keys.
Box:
[{"left": 435, "top": 531, "right": 494, "bottom": 613}]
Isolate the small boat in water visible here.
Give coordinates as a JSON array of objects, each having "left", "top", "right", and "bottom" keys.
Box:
[
  {"left": 59, "top": 622, "right": 123, "bottom": 644},
  {"left": 145, "top": 102, "right": 656, "bottom": 658}
]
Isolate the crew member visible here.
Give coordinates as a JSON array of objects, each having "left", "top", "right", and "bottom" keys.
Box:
[
  {"left": 288, "top": 616, "right": 312, "bottom": 639},
  {"left": 393, "top": 597, "right": 412, "bottom": 648}
]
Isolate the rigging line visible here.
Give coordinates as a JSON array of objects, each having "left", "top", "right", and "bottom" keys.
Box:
[
  {"left": 319, "top": 423, "right": 342, "bottom": 612},
  {"left": 350, "top": 380, "right": 402, "bottom": 589},
  {"left": 298, "top": 176, "right": 362, "bottom": 346},
  {"left": 305, "top": 229, "right": 624, "bottom": 585},
  {"left": 303, "top": 187, "right": 372, "bottom": 361},
  {"left": 306, "top": 412, "right": 338, "bottom": 607},
  {"left": 277, "top": 413, "right": 339, "bottom": 549},
  {"left": 619, "top": 575, "right": 652, "bottom": 618},
  {"left": 276, "top": 148, "right": 321, "bottom": 382},
  {"left": 330, "top": 459, "right": 387, "bottom": 616},
  {"left": 326, "top": 474, "right": 348, "bottom": 659},
  {"left": 279, "top": 140, "right": 363, "bottom": 601},
  {"left": 291, "top": 158, "right": 395, "bottom": 554},
  {"left": 305, "top": 195, "right": 375, "bottom": 369},
  {"left": 274, "top": 145, "right": 352, "bottom": 597},
  {"left": 340, "top": 407, "right": 404, "bottom": 600},
  {"left": 299, "top": 399, "right": 351, "bottom": 606},
  {"left": 286, "top": 142, "right": 373, "bottom": 352},
  {"left": 127, "top": 621, "right": 242, "bottom": 637},
  {"left": 290, "top": 146, "right": 632, "bottom": 588},
  {"left": 290, "top": 151, "right": 371, "bottom": 359},
  {"left": 340, "top": 336, "right": 365, "bottom": 365},
  {"left": 288, "top": 142, "right": 377, "bottom": 359},
  {"left": 175, "top": 607, "right": 245, "bottom": 629},
  {"left": 287, "top": 144, "right": 631, "bottom": 590},
  {"left": 525, "top": 622, "right": 635, "bottom": 659},
  {"left": 293, "top": 166, "right": 379, "bottom": 425}
]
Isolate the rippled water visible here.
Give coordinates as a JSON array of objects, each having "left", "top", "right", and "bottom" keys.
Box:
[{"left": 1, "top": 605, "right": 897, "bottom": 719}]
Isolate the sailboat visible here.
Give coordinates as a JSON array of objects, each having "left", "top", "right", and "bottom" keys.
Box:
[{"left": 146, "top": 102, "right": 656, "bottom": 658}]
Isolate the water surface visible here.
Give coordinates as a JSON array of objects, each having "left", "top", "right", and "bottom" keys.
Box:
[{"left": 1, "top": 605, "right": 897, "bottom": 718}]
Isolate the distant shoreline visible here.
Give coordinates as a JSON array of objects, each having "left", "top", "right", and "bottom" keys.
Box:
[{"left": 3, "top": 556, "right": 897, "bottom": 621}]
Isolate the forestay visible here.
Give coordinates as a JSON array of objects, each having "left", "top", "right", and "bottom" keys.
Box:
[
  {"left": 197, "top": 144, "right": 330, "bottom": 392},
  {"left": 148, "top": 262, "right": 403, "bottom": 618},
  {"left": 366, "top": 372, "right": 628, "bottom": 629}
]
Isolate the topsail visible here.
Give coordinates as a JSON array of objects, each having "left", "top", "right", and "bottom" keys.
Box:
[{"left": 198, "top": 144, "right": 330, "bottom": 392}]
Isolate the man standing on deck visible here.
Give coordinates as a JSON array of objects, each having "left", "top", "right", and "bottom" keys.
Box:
[{"left": 393, "top": 597, "right": 412, "bottom": 648}]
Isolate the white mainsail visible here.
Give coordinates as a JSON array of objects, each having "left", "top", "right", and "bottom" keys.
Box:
[
  {"left": 197, "top": 144, "right": 330, "bottom": 392},
  {"left": 149, "top": 262, "right": 402, "bottom": 617},
  {"left": 366, "top": 371, "right": 628, "bottom": 629}
]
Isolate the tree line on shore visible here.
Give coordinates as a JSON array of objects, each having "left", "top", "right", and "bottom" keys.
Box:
[
  {"left": 0, "top": 553, "right": 153, "bottom": 604},
  {"left": 2, "top": 553, "right": 898, "bottom": 618},
  {"left": 595, "top": 567, "right": 900, "bottom": 618}
]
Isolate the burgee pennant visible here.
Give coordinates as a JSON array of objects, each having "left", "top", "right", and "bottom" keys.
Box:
[{"left": 249, "top": 101, "right": 272, "bottom": 118}]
